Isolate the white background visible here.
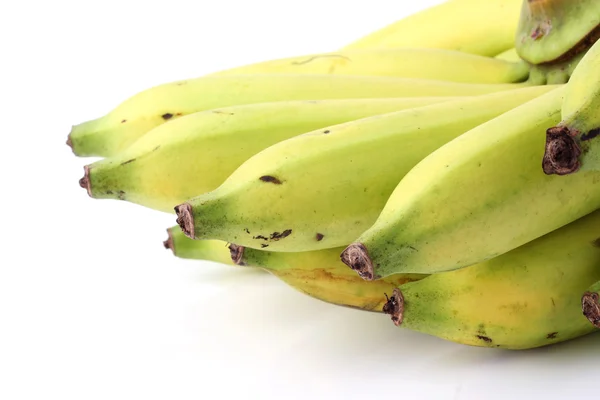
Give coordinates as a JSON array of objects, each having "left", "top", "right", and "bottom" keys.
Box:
[{"left": 1, "top": 1, "right": 600, "bottom": 399}]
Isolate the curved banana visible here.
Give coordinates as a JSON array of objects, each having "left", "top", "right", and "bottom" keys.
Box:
[
  {"left": 494, "top": 47, "right": 521, "bottom": 63},
  {"left": 382, "top": 209, "right": 600, "bottom": 350},
  {"left": 341, "top": 0, "right": 523, "bottom": 56},
  {"left": 582, "top": 280, "right": 600, "bottom": 329},
  {"left": 67, "top": 74, "right": 529, "bottom": 158},
  {"left": 212, "top": 48, "right": 530, "bottom": 84},
  {"left": 515, "top": 0, "right": 600, "bottom": 65},
  {"left": 164, "top": 227, "right": 424, "bottom": 311},
  {"left": 79, "top": 97, "right": 462, "bottom": 212},
  {"left": 341, "top": 85, "right": 600, "bottom": 280},
  {"left": 542, "top": 38, "right": 600, "bottom": 176},
  {"left": 175, "top": 86, "right": 557, "bottom": 252}
]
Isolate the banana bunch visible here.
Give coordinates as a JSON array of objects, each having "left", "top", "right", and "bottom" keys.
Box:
[{"left": 69, "top": 0, "right": 600, "bottom": 350}]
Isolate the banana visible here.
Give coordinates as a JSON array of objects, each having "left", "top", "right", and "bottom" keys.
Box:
[
  {"left": 211, "top": 48, "right": 530, "bottom": 84},
  {"left": 515, "top": 0, "right": 600, "bottom": 65},
  {"left": 67, "top": 74, "right": 529, "bottom": 158},
  {"left": 174, "top": 86, "right": 557, "bottom": 252},
  {"left": 382, "top": 209, "right": 600, "bottom": 350},
  {"left": 494, "top": 47, "right": 521, "bottom": 63},
  {"left": 582, "top": 280, "right": 600, "bottom": 329},
  {"left": 79, "top": 97, "right": 463, "bottom": 213},
  {"left": 542, "top": 38, "right": 600, "bottom": 176},
  {"left": 164, "top": 227, "right": 425, "bottom": 311},
  {"left": 341, "top": 0, "right": 522, "bottom": 56},
  {"left": 341, "top": 85, "right": 600, "bottom": 281}
]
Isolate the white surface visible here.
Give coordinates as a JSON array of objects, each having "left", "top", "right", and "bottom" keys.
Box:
[{"left": 1, "top": 1, "right": 599, "bottom": 399}]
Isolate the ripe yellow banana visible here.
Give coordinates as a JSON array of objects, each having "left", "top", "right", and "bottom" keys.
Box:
[
  {"left": 582, "top": 280, "right": 600, "bottom": 329},
  {"left": 212, "top": 48, "right": 530, "bottom": 84},
  {"left": 494, "top": 47, "right": 521, "bottom": 63},
  {"left": 164, "top": 227, "right": 425, "bottom": 311},
  {"left": 67, "top": 74, "right": 529, "bottom": 158},
  {"left": 542, "top": 38, "right": 600, "bottom": 176},
  {"left": 79, "top": 97, "right": 462, "bottom": 213},
  {"left": 342, "top": 85, "right": 600, "bottom": 280},
  {"left": 342, "top": 0, "right": 522, "bottom": 56},
  {"left": 175, "top": 86, "right": 557, "bottom": 252},
  {"left": 382, "top": 209, "right": 600, "bottom": 350}
]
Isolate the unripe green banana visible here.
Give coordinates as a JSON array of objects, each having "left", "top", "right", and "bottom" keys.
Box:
[
  {"left": 341, "top": 85, "right": 600, "bottom": 280},
  {"left": 67, "top": 74, "right": 529, "bottom": 158},
  {"left": 542, "top": 38, "right": 600, "bottom": 176},
  {"left": 212, "top": 48, "right": 530, "bottom": 84},
  {"left": 515, "top": 0, "right": 600, "bottom": 65},
  {"left": 382, "top": 209, "right": 600, "bottom": 350},
  {"left": 175, "top": 86, "right": 557, "bottom": 252},
  {"left": 342, "top": 0, "right": 523, "bottom": 57},
  {"left": 582, "top": 280, "right": 600, "bottom": 329},
  {"left": 80, "top": 97, "right": 462, "bottom": 212},
  {"left": 164, "top": 227, "right": 425, "bottom": 311}
]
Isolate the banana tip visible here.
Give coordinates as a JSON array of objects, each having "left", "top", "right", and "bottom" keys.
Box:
[
  {"left": 228, "top": 244, "right": 245, "bottom": 265},
  {"left": 542, "top": 126, "right": 581, "bottom": 175},
  {"left": 382, "top": 288, "right": 404, "bottom": 326},
  {"left": 582, "top": 291, "right": 600, "bottom": 328},
  {"left": 174, "top": 203, "right": 195, "bottom": 239},
  {"left": 79, "top": 165, "right": 92, "bottom": 197},
  {"left": 340, "top": 243, "right": 374, "bottom": 281},
  {"left": 66, "top": 133, "right": 74, "bottom": 153},
  {"left": 163, "top": 228, "right": 174, "bottom": 252}
]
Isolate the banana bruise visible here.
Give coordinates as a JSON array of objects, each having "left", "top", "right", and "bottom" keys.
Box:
[
  {"left": 341, "top": 85, "right": 600, "bottom": 279},
  {"left": 67, "top": 74, "right": 529, "bottom": 158},
  {"left": 80, "top": 97, "right": 463, "bottom": 213},
  {"left": 175, "top": 86, "right": 556, "bottom": 252},
  {"left": 211, "top": 48, "right": 530, "bottom": 84},
  {"left": 164, "top": 227, "right": 425, "bottom": 311},
  {"left": 383, "top": 209, "right": 600, "bottom": 350},
  {"left": 341, "top": 0, "right": 523, "bottom": 57},
  {"left": 582, "top": 280, "right": 600, "bottom": 329},
  {"left": 542, "top": 39, "right": 600, "bottom": 176}
]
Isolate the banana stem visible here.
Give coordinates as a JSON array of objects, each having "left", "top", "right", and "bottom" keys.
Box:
[
  {"left": 382, "top": 287, "right": 404, "bottom": 326},
  {"left": 339, "top": 243, "right": 375, "bottom": 281},
  {"left": 542, "top": 126, "right": 582, "bottom": 175}
]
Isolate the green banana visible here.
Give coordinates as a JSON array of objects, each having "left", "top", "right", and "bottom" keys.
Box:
[
  {"left": 582, "top": 280, "right": 600, "bottom": 329},
  {"left": 79, "top": 97, "right": 463, "bottom": 213},
  {"left": 382, "top": 209, "right": 600, "bottom": 350},
  {"left": 67, "top": 74, "right": 529, "bottom": 158},
  {"left": 164, "top": 227, "right": 425, "bottom": 311},
  {"left": 212, "top": 48, "right": 530, "bottom": 84},
  {"left": 175, "top": 86, "right": 557, "bottom": 252},
  {"left": 515, "top": 0, "right": 600, "bottom": 65},
  {"left": 542, "top": 38, "right": 600, "bottom": 176},
  {"left": 341, "top": 85, "right": 600, "bottom": 280},
  {"left": 342, "top": 0, "right": 523, "bottom": 56}
]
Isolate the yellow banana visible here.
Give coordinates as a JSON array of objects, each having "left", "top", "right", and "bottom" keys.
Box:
[
  {"left": 582, "top": 280, "right": 600, "bottom": 329},
  {"left": 212, "top": 48, "right": 530, "bottom": 84},
  {"left": 79, "top": 97, "right": 462, "bottom": 212},
  {"left": 341, "top": 85, "right": 600, "bottom": 280},
  {"left": 164, "top": 227, "right": 424, "bottom": 311},
  {"left": 542, "top": 38, "right": 600, "bottom": 176},
  {"left": 67, "top": 74, "right": 529, "bottom": 158},
  {"left": 342, "top": 0, "right": 522, "bottom": 56},
  {"left": 494, "top": 47, "right": 521, "bottom": 63},
  {"left": 175, "top": 86, "right": 557, "bottom": 252},
  {"left": 383, "top": 209, "right": 600, "bottom": 350}
]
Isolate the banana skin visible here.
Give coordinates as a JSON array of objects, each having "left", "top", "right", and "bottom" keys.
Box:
[
  {"left": 341, "top": 85, "right": 600, "bottom": 279},
  {"left": 164, "top": 227, "right": 424, "bottom": 311},
  {"left": 383, "top": 209, "right": 600, "bottom": 350},
  {"left": 67, "top": 74, "right": 529, "bottom": 158},
  {"left": 212, "top": 48, "right": 530, "bottom": 84},
  {"left": 80, "top": 97, "right": 461, "bottom": 213},
  {"left": 542, "top": 38, "right": 600, "bottom": 176},
  {"left": 175, "top": 86, "right": 556, "bottom": 252},
  {"left": 342, "top": 0, "right": 523, "bottom": 57}
]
